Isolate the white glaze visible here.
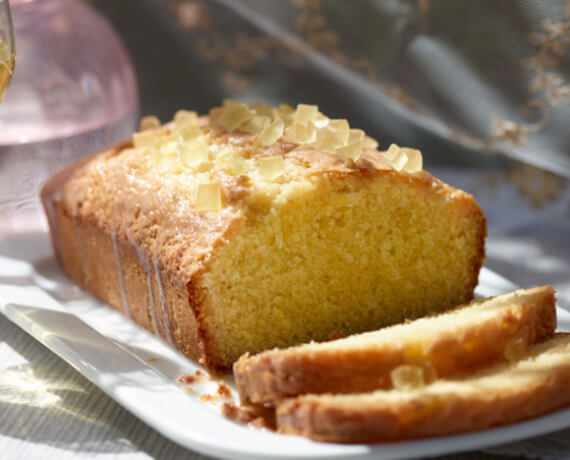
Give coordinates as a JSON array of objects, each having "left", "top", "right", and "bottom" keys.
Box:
[
  {"left": 127, "top": 232, "right": 160, "bottom": 335},
  {"left": 153, "top": 257, "right": 174, "bottom": 345},
  {"left": 110, "top": 228, "right": 131, "bottom": 319},
  {"left": 72, "top": 206, "right": 89, "bottom": 284}
]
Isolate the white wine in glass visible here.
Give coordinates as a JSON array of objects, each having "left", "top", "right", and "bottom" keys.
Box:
[{"left": 0, "top": 0, "right": 15, "bottom": 102}]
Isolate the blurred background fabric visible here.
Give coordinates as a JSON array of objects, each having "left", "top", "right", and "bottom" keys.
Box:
[{"left": 92, "top": 0, "right": 570, "bottom": 175}]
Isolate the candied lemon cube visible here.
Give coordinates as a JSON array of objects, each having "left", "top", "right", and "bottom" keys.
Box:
[
  {"left": 363, "top": 135, "right": 379, "bottom": 149},
  {"left": 385, "top": 144, "right": 408, "bottom": 171},
  {"left": 209, "top": 106, "right": 224, "bottom": 125},
  {"left": 196, "top": 183, "right": 222, "bottom": 211},
  {"left": 243, "top": 115, "right": 271, "bottom": 135},
  {"left": 221, "top": 155, "right": 250, "bottom": 176},
  {"left": 179, "top": 141, "right": 209, "bottom": 168},
  {"left": 174, "top": 110, "right": 198, "bottom": 125},
  {"left": 401, "top": 148, "right": 423, "bottom": 173},
  {"left": 139, "top": 115, "right": 161, "bottom": 131},
  {"left": 159, "top": 140, "right": 179, "bottom": 157},
  {"left": 174, "top": 123, "right": 202, "bottom": 141},
  {"left": 133, "top": 130, "right": 158, "bottom": 149},
  {"left": 258, "top": 156, "right": 284, "bottom": 180},
  {"left": 294, "top": 104, "right": 319, "bottom": 125},
  {"left": 218, "top": 102, "right": 252, "bottom": 131},
  {"left": 390, "top": 365, "right": 425, "bottom": 390},
  {"left": 336, "top": 140, "right": 362, "bottom": 161},
  {"left": 348, "top": 129, "right": 365, "bottom": 144},
  {"left": 284, "top": 122, "right": 317, "bottom": 144}
]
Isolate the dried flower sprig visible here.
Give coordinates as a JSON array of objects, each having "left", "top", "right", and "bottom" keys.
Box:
[{"left": 492, "top": 0, "right": 570, "bottom": 146}]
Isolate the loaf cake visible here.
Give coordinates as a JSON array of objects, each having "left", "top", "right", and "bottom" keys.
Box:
[
  {"left": 277, "top": 333, "right": 570, "bottom": 443},
  {"left": 234, "top": 286, "right": 556, "bottom": 403},
  {"left": 41, "top": 101, "right": 486, "bottom": 370}
]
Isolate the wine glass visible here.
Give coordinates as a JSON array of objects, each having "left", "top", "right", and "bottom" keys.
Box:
[{"left": 0, "top": 0, "right": 15, "bottom": 102}]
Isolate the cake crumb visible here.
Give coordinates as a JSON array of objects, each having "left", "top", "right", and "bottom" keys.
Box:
[
  {"left": 147, "top": 357, "right": 159, "bottom": 363},
  {"left": 199, "top": 382, "right": 233, "bottom": 403},
  {"left": 179, "top": 374, "right": 196, "bottom": 384},
  {"left": 200, "top": 393, "right": 218, "bottom": 402},
  {"left": 217, "top": 382, "right": 232, "bottom": 398},
  {"left": 182, "top": 386, "right": 195, "bottom": 394},
  {"left": 221, "top": 402, "right": 276, "bottom": 430},
  {"left": 179, "top": 369, "right": 209, "bottom": 385}
]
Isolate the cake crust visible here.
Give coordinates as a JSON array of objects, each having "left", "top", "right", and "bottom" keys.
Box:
[
  {"left": 276, "top": 334, "right": 570, "bottom": 443},
  {"left": 41, "top": 109, "right": 487, "bottom": 371}
]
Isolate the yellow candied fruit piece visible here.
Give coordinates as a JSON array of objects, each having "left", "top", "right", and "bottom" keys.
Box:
[
  {"left": 401, "top": 147, "right": 423, "bottom": 172},
  {"left": 159, "top": 155, "right": 184, "bottom": 175},
  {"left": 279, "top": 103, "right": 295, "bottom": 116},
  {"left": 504, "top": 337, "right": 527, "bottom": 362},
  {"left": 220, "top": 155, "right": 250, "bottom": 176},
  {"left": 419, "top": 360, "right": 438, "bottom": 384},
  {"left": 348, "top": 128, "right": 365, "bottom": 144},
  {"left": 385, "top": 143, "right": 408, "bottom": 171},
  {"left": 313, "top": 120, "right": 349, "bottom": 153},
  {"left": 390, "top": 365, "right": 425, "bottom": 390},
  {"left": 209, "top": 106, "right": 224, "bottom": 125},
  {"left": 217, "top": 102, "right": 252, "bottom": 131},
  {"left": 179, "top": 141, "right": 210, "bottom": 168},
  {"left": 251, "top": 104, "right": 280, "bottom": 121},
  {"left": 328, "top": 119, "right": 350, "bottom": 143},
  {"left": 196, "top": 183, "right": 222, "bottom": 211},
  {"left": 279, "top": 103, "right": 295, "bottom": 127},
  {"left": 504, "top": 326, "right": 529, "bottom": 362},
  {"left": 173, "top": 109, "right": 198, "bottom": 125},
  {"left": 242, "top": 115, "right": 271, "bottom": 135},
  {"left": 156, "top": 133, "right": 181, "bottom": 155},
  {"left": 257, "top": 119, "right": 284, "bottom": 147},
  {"left": 313, "top": 112, "right": 330, "bottom": 128},
  {"left": 139, "top": 115, "right": 161, "bottom": 131},
  {"left": 174, "top": 123, "right": 202, "bottom": 141},
  {"left": 294, "top": 104, "right": 319, "bottom": 125},
  {"left": 133, "top": 130, "right": 159, "bottom": 149},
  {"left": 363, "top": 135, "right": 379, "bottom": 149},
  {"left": 284, "top": 122, "right": 317, "bottom": 144},
  {"left": 159, "top": 140, "right": 179, "bottom": 156},
  {"left": 335, "top": 140, "right": 362, "bottom": 161},
  {"left": 258, "top": 156, "right": 284, "bottom": 180}
]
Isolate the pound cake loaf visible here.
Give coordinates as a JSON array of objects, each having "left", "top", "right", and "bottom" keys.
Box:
[
  {"left": 41, "top": 101, "right": 486, "bottom": 370},
  {"left": 235, "top": 286, "right": 556, "bottom": 403},
  {"left": 277, "top": 333, "right": 570, "bottom": 443}
]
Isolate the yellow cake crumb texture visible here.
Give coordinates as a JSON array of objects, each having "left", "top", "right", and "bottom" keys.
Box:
[{"left": 127, "top": 101, "right": 423, "bottom": 211}]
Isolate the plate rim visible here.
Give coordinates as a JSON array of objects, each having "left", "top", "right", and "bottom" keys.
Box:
[{"left": 1, "top": 233, "right": 570, "bottom": 460}]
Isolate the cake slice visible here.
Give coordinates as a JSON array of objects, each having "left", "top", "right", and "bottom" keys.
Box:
[
  {"left": 41, "top": 101, "right": 486, "bottom": 371},
  {"left": 277, "top": 333, "right": 570, "bottom": 443},
  {"left": 234, "top": 286, "right": 556, "bottom": 403}
]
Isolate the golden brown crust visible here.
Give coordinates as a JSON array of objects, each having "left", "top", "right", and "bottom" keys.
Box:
[
  {"left": 234, "top": 286, "right": 557, "bottom": 403},
  {"left": 41, "top": 126, "right": 487, "bottom": 371},
  {"left": 277, "top": 334, "right": 570, "bottom": 443},
  {"left": 44, "top": 188, "right": 207, "bottom": 362}
]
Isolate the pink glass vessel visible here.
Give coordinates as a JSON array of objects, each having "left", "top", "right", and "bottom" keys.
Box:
[{"left": 0, "top": 0, "right": 139, "bottom": 235}]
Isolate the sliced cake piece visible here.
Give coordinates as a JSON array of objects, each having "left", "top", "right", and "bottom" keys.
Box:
[
  {"left": 277, "top": 333, "right": 570, "bottom": 443},
  {"left": 234, "top": 286, "right": 556, "bottom": 403},
  {"left": 42, "top": 101, "right": 486, "bottom": 371}
]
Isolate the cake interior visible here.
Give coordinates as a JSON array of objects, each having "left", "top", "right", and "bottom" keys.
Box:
[{"left": 201, "top": 172, "right": 484, "bottom": 368}]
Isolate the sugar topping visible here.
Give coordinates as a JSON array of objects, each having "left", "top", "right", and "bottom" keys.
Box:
[{"left": 131, "top": 101, "right": 424, "bottom": 211}]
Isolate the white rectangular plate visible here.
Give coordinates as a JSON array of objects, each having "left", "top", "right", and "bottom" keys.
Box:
[{"left": 1, "top": 231, "right": 570, "bottom": 460}]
